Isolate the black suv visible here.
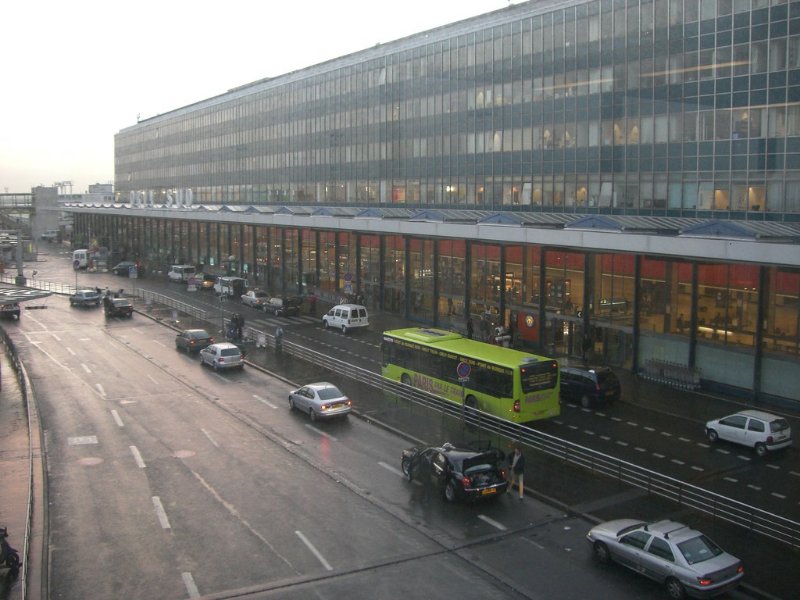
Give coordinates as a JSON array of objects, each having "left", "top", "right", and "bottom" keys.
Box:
[{"left": 560, "top": 366, "right": 621, "bottom": 408}]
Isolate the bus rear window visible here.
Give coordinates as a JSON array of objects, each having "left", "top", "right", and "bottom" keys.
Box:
[{"left": 520, "top": 361, "right": 559, "bottom": 393}]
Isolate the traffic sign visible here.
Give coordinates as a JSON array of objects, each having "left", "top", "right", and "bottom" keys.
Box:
[{"left": 457, "top": 361, "right": 471, "bottom": 379}]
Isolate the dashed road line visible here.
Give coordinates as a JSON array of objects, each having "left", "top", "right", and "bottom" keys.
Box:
[
  {"left": 111, "top": 410, "right": 124, "bottom": 427},
  {"left": 182, "top": 572, "right": 200, "bottom": 598},
  {"left": 253, "top": 394, "right": 277, "bottom": 409},
  {"left": 296, "top": 530, "right": 332, "bottom": 570},
  {"left": 152, "top": 496, "right": 171, "bottom": 529},
  {"left": 130, "top": 446, "right": 146, "bottom": 468},
  {"left": 478, "top": 514, "right": 507, "bottom": 531}
]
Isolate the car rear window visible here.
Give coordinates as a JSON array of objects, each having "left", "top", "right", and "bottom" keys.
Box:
[
  {"left": 770, "top": 419, "right": 790, "bottom": 433},
  {"left": 597, "top": 371, "right": 619, "bottom": 386},
  {"left": 676, "top": 535, "right": 723, "bottom": 565},
  {"left": 220, "top": 348, "right": 241, "bottom": 357},
  {"left": 317, "top": 387, "right": 342, "bottom": 400}
]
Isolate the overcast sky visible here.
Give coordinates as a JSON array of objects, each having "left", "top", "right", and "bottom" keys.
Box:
[{"left": 0, "top": 0, "right": 514, "bottom": 194}]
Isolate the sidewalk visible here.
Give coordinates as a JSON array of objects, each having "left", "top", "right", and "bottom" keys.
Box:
[{"left": 0, "top": 350, "right": 45, "bottom": 600}]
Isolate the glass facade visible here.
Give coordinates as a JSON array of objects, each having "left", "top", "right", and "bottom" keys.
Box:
[
  {"left": 75, "top": 0, "right": 800, "bottom": 405},
  {"left": 116, "top": 0, "right": 800, "bottom": 218}
]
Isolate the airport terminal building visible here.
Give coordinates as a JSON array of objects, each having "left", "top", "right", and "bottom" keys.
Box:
[{"left": 67, "top": 0, "right": 800, "bottom": 403}]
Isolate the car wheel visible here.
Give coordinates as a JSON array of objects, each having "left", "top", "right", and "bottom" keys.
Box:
[
  {"left": 199, "top": 355, "right": 205, "bottom": 367},
  {"left": 401, "top": 457, "right": 413, "bottom": 480},
  {"left": 309, "top": 408, "right": 317, "bottom": 422},
  {"left": 323, "top": 319, "right": 329, "bottom": 329},
  {"left": 288, "top": 397, "right": 295, "bottom": 411},
  {"left": 707, "top": 429, "right": 719, "bottom": 443},
  {"left": 580, "top": 394, "right": 592, "bottom": 408},
  {"left": 592, "top": 541, "right": 610, "bottom": 564},
  {"left": 401, "top": 373, "right": 412, "bottom": 386},
  {"left": 755, "top": 442, "right": 768, "bottom": 458},
  {"left": 664, "top": 577, "right": 686, "bottom": 600},
  {"left": 444, "top": 480, "right": 457, "bottom": 502},
  {"left": 213, "top": 361, "right": 219, "bottom": 372}
]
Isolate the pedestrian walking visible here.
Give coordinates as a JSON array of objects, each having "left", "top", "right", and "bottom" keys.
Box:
[
  {"left": 508, "top": 446, "right": 525, "bottom": 500},
  {"left": 275, "top": 325, "right": 284, "bottom": 354}
]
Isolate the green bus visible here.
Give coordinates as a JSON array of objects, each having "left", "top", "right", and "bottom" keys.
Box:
[{"left": 381, "top": 327, "right": 560, "bottom": 423}]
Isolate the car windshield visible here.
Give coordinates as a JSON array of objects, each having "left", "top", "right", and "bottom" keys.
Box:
[
  {"left": 317, "top": 387, "right": 343, "bottom": 400},
  {"left": 676, "top": 534, "right": 723, "bottom": 565}
]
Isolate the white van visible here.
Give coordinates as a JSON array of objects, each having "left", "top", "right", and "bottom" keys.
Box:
[
  {"left": 214, "top": 276, "right": 248, "bottom": 298},
  {"left": 168, "top": 265, "right": 196, "bottom": 282},
  {"left": 322, "top": 304, "right": 369, "bottom": 333},
  {"left": 72, "top": 249, "right": 89, "bottom": 269}
]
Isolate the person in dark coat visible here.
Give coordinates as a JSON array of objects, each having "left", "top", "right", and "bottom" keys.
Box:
[{"left": 508, "top": 446, "right": 526, "bottom": 500}]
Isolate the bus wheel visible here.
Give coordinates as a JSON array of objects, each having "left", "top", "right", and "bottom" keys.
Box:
[{"left": 401, "top": 374, "right": 412, "bottom": 386}]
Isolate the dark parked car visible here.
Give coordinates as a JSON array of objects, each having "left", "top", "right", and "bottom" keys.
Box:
[
  {"left": 400, "top": 442, "right": 508, "bottom": 502},
  {"left": 560, "top": 365, "right": 621, "bottom": 408},
  {"left": 175, "top": 329, "right": 214, "bottom": 353},
  {"left": 264, "top": 296, "right": 302, "bottom": 317},
  {"left": 104, "top": 297, "right": 133, "bottom": 318},
  {"left": 0, "top": 302, "right": 20, "bottom": 319},
  {"left": 111, "top": 260, "right": 136, "bottom": 277}
]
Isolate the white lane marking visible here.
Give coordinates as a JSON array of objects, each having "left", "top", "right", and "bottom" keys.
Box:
[
  {"left": 671, "top": 459, "right": 685, "bottom": 465},
  {"left": 212, "top": 373, "right": 228, "bottom": 382},
  {"left": 295, "top": 530, "right": 333, "bottom": 571},
  {"left": 772, "top": 492, "right": 787, "bottom": 500},
  {"left": 626, "top": 421, "right": 638, "bottom": 427},
  {"left": 152, "top": 496, "right": 171, "bottom": 529},
  {"left": 790, "top": 471, "right": 800, "bottom": 478},
  {"left": 691, "top": 466, "right": 704, "bottom": 472},
  {"left": 724, "top": 477, "right": 738, "bottom": 483},
  {"left": 595, "top": 412, "right": 607, "bottom": 417},
  {"left": 68, "top": 436, "right": 98, "bottom": 445},
  {"left": 66, "top": 347, "right": 76, "bottom": 356},
  {"left": 660, "top": 431, "right": 673, "bottom": 437},
  {"left": 130, "top": 446, "right": 146, "bottom": 468},
  {"left": 583, "top": 430, "right": 596, "bottom": 436},
  {"left": 568, "top": 424, "right": 578, "bottom": 430},
  {"left": 305, "top": 424, "right": 337, "bottom": 441},
  {"left": 96, "top": 383, "right": 106, "bottom": 398},
  {"left": 81, "top": 363, "right": 92, "bottom": 373},
  {"left": 523, "top": 538, "right": 545, "bottom": 550},
  {"left": 51, "top": 333, "right": 62, "bottom": 342},
  {"left": 111, "top": 410, "right": 124, "bottom": 427},
  {"left": 610, "top": 417, "right": 622, "bottom": 422},
  {"left": 653, "top": 453, "right": 665, "bottom": 459},
  {"left": 182, "top": 572, "right": 200, "bottom": 598},
  {"left": 697, "top": 442, "right": 710, "bottom": 448},
  {"left": 737, "top": 455, "right": 752, "bottom": 462},
  {"left": 378, "top": 461, "right": 404, "bottom": 478},
  {"left": 191, "top": 470, "right": 294, "bottom": 568},
  {"left": 644, "top": 426, "right": 655, "bottom": 432},
  {"left": 678, "top": 437, "right": 692, "bottom": 443},
  {"left": 153, "top": 340, "right": 167, "bottom": 348},
  {"left": 766, "top": 464, "right": 780, "bottom": 470},
  {"left": 634, "top": 447, "right": 647, "bottom": 452},
  {"left": 715, "top": 448, "right": 731, "bottom": 455},
  {"left": 478, "top": 514, "right": 507, "bottom": 531},
  {"left": 202, "top": 428, "right": 220, "bottom": 448},
  {"left": 254, "top": 394, "right": 277, "bottom": 409},
  {"left": 615, "top": 440, "right": 629, "bottom": 447},
  {"left": 147, "top": 374, "right": 158, "bottom": 384},
  {"left": 599, "top": 435, "right": 611, "bottom": 441},
  {"left": 747, "top": 484, "right": 762, "bottom": 491}
]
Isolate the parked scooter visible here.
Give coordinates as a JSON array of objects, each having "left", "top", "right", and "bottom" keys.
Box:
[{"left": 0, "top": 527, "right": 20, "bottom": 576}]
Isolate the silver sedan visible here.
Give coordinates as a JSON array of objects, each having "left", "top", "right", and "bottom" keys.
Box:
[
  {"left": 288, "top": 382, "right": 352, "bottom": 421},
  {"left": 587, "top": 519, "right": 744, "bottom": 599}
]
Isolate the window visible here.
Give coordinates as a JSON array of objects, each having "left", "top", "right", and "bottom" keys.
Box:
[
  {"left": 720, "top": 415, "right": 747, "bottom": 429},
  {"left": 648, "top": 538, "right": 675, "bottom": 562},
  {"left": 621, "top": 531, "right": 651, "bottom": 550},
  {"left": 747, "top": 419, "right": 765, "bottom": 433}
]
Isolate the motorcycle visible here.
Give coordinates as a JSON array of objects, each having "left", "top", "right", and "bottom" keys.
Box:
[{"left": 0, "top": 527, "right": 21, "bottom": 576}]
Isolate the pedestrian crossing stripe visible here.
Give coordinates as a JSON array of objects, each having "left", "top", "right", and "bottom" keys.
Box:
[{"left": 252, "top": 315, "right": 319, "bottom": 326}]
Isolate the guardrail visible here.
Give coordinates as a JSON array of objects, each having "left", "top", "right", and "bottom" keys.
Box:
[
  {"left": 131, "top": 289, "right": 208, "bottom": 321},
  {"left": 244, "top": 322, "right": 800, "bottom": 550}
]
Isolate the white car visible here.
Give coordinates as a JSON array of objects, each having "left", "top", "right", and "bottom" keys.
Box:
[
  {"left": 241, "top": 289, "right": 269, "bottom": 308},
  {"left": 288, "top": 382, "right": 352, "bottom": 421},
  {"left": 321, "top": 304, "right": 369, "bottom": 333},
  {"left": 167, "top": 265, "right": 196, "bottom": 282},
  {"left": 705, "top": 410, "right": 792, "bottom": 457},
  {"left": 587, "top": 519, "right": 744, "bottom": 599},
  {"left": 199, "top": 342, "right": 244, "bottom": 371}
]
